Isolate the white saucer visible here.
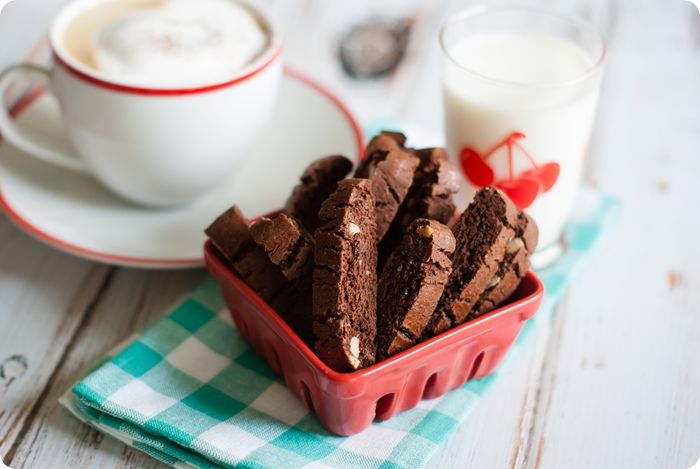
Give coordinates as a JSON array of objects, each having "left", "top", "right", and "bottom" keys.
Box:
[{"left": 0, "top": 70, "right": 363, "bottom": 268}]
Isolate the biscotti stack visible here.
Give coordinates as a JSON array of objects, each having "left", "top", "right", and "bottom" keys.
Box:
[{"left": 206, "top": 132, "right": 538, "bottom": 372}]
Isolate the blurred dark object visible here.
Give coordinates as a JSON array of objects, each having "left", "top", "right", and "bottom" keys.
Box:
[{"left": 339, "top": 18, "right": 412, "bottom": 79}]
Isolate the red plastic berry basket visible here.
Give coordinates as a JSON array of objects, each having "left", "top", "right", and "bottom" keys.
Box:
[{"left": 205, "top": 240, "right": 544, "bottom": 436}]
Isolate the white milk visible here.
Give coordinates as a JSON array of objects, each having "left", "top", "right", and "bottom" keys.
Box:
[
  {"left": 443, "top": 32, "right": 601, "bottom": 251},
  {"left": 91, "top": 0, "right": 268, "bottom": 86}
]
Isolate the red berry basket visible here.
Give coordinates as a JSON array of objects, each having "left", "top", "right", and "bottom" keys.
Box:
[{"left": 205, "top": 240, "right": 544, "bottom": 436}]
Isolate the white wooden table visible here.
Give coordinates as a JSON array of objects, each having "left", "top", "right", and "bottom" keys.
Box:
[{"left": 1, "top": 0, "right": 699, "bottom": 467}]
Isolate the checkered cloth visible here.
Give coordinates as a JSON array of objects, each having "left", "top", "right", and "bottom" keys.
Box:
[{"left": 61, "top": 189, "right": 619, "bottom": 469}]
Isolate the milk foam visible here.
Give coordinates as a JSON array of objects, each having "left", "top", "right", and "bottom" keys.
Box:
[{"left": 93, "top": 0, "right": 268, "bottom": 86}]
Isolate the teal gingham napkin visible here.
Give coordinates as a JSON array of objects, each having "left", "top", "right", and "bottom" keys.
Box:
[{"left": 60, "top": 188, "right": 619, "bottom": 469}]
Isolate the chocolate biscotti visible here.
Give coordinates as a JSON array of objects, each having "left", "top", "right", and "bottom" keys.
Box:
[
  {"left": 423, "top": 187, "right": 538, "bottom": 337},
  {"left": 206, "top": 206, "right": 289, "bottom": 301},
  {"left": 250, "top": 213, "right": 314, "bottom": 292},
  {"left": 206, "top": 133, "right": 541, "bottom": 373},
  {"left": 206, "top": 206, "right": 313, "bottom": 344},
  {"left": 380, "top": 147, "right": 459, "bottom": 266},
  {"left": 312, "top": 179, "right": 378, "bottom": 372},
  {"left": 285, "top": 155, "right": 354, "bottom": 233},
  {"left": 471, "top": 243, "right": 530, "bottom": 316},
  {"left": 376, "top": 219, "right": 455, "bottom": 360},
  {"left": 354, "top": 132, "right": 420, "bottom": 242},
  {"left": 250, "top": 214, "right": 316, "bottom": 344},
  {"left": 402, "top": 147, "right": 458, "bottom": 225}
]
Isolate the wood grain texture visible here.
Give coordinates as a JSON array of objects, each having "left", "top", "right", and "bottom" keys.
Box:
[
  {"left": 428, "top": 306, "right": 557, "bottom": 469},
  {"left": 0, "top": 0, "right": 699, "bottom": 467},
  {"left": 0, "top": 217, "right": 111, "bottom": 459},
  {"left": 6, "top": 267, "right": 205, "bottom": 469},
  {"left": 523, "top": 1, "right": 700, "bottom": 467}
]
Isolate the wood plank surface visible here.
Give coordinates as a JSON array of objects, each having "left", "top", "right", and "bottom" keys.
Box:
[
  {"left": 0, "top": 217, "right": 111, "bottom": 459},
  {"left": 1, "top": 0, "right": 699, "bottom": 467},
  {"left": 7, "top": 267, "right": 205, "bottom": 469},
  {"left": 525, "top": 1, "right": 700, "bottom": 466}
]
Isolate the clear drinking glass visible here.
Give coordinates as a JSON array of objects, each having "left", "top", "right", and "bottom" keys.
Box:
[{"left": 440, "top": 6, "right": 606, "bottom": 266}]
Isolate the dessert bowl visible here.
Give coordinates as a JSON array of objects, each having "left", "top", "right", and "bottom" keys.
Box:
[{"left": 205, "top": 236, "right": 544, "bottom": 436}]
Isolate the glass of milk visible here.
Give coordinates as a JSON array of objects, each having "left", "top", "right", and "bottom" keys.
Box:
[{"left": 440, "top": 6, "right": 605, "bottom": 266}]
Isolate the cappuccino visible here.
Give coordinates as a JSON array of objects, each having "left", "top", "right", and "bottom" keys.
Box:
[{"left": 63, "top": 0, "right": 269, "bottom": 87}]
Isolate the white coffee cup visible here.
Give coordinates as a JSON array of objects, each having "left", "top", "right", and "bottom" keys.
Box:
[{"left": 0, "top": 0, "right": 283, "bottom": 207}]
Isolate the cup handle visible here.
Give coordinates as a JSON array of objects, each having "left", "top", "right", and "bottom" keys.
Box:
[{"left": 0, "top": 64, "right": 88, "bottom": 173}]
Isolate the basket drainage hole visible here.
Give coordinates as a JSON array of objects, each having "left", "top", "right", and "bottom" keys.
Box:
[
  {"left": 468, "top": 351, "right": 486, "bottom": 381},
  {"left": 422, "top": 373, "right": 438, "bottom": 398},
  {"left": 235, "top": 317, "right": 250, "bottom": 340},
  {"left": 300, "top": 381, "right": 314, "bottom": 412},
  {"left": 375, "top": 393, "right": 396, "bottom": 418},
  {"left": 267, "top": 347, "right": 282, "bottom": 375}
]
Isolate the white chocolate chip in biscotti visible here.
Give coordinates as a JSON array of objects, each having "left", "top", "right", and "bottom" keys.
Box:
[
  {"left": 348, "top": 336, "right": 361, "bottom": 368},
  {"left": 488, "top": 275, "right": 501, "bottom": 288},
  {"left": 347, "top": 222, "right": 361, "bottom": 235},
  {"left": 507, "top": 237, "right": 525, "bottom": 254}
]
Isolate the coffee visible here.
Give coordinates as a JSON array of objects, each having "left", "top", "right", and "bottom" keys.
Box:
[{"left": 63, "top": 0, "right": 269, "bottom": 87}]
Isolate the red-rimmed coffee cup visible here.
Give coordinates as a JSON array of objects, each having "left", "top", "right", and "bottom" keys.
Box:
[{"left": 0, "top": 0, "right": 284, "bottom": 207}]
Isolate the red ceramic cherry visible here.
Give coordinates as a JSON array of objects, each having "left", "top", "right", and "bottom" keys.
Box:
[
  {"left": 495, "top": 177, "right": 540, "bottom": 209},
  {"left": 521, "top": 162, "right": 560, "bottom": 193},
  {"left": 460, "top": 147, "right": 494, "bottom": 187}
]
